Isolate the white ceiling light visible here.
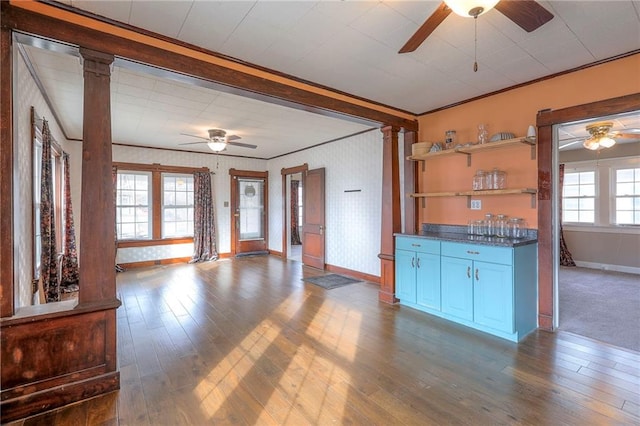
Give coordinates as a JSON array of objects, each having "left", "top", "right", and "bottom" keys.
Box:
[
  {"left": 207, "top": 137, "right": 227, "bottom": 152},
  {"left": 583, "top": 122, "right": 616, "bottom": 151},
  {"left": 444, "top": 0, "right": 499, "bottom": 17}
]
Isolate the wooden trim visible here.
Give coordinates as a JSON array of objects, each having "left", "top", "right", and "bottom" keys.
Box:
[
  {"left": 535, "top": 93, "right": 640, "bottom": 332},
  {"left": 280, "top": 164, "right": 309, "bottom": 259},
  {"left": 281, "top": 164, "right": 309, "bottom": 176},
  {"left": 3, "top": 2, "right": 417, "bottom": 131},
  {"left": 268, "top": 249, "right": 283, "bottom": 257},
  {"left": 0, "top": 25, "right": 13, "bottom": 318},
  {"left": 420, "top": 51, "right": 640, "bottom": 116},
  {"left": 325, "top": 264, "right": 380, "bottom": 285},
  {"left": 403, "top": 131, "right": 417, "bottom": 234},
  {"left": 113, "top": 162, "right": 208, "bottom": 174},
  {"left": 116, "top": 237, "right": 193, "bottom": 248},
  {"left": 118, "top": 256, "right": 192, "bottom": 270},
  {"left": 379, "top": 126, "right": 401, "bottom": 304},
  {"left": 229, "top": 168, "right": 269, "bottom": 178}
]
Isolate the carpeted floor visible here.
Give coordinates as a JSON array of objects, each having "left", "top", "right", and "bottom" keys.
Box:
[
  {"left": 560, "top": 266, "right": 640, "bottom": 352},
  {"left": 302, "top": 274, "right": 362, "bottom": 290}
]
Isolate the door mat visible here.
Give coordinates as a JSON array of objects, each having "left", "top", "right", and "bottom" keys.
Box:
[{"left": 302, "top": 274, "right": 362, "bottom": 290}]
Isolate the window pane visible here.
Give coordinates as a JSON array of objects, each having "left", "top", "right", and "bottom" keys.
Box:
[
  {"left": 135, "top": 174, "right": 148, "bottom": 189},
  {"left": 176, "top": 192, "right": 187, "bottom": 205},
  {"left": 617, "top": 182, "right": 634, "bottom": 196},
  {"left": 176, "top": 207, "right": 188, "bottom": 221},
  {"left": 616, "top": 168, "right": 636, "bottom": 183},
  {"left": 564, "top": 173, "right": 579, "bottom": 185},
  {"left": 563, "top": 185, "right": 579, "bottom": 197},
  {"left": 176, "top": 178, "right": 187, "bottom": 191},
  {"left": 579, "top": 211, "right": 594, "bottom": 223},
  {"left": 135, "top": 192, "right": 148, "bottom": 205},
  {"left": 564, "top": 211, "right": 579, "bottom": 222},
  {"left": 579, "top": 172, "right": 595, "bottom": 184},
  {"left": 164, "top": 191, "right": 175, "bottom": 206},
  {"left": 617, "top": 197, "right": 634, "bottom": 210},
  {"left": 564, "top": 199, "right": 578, "bottom": 210},
  {"left": 579, "top": 198, "right": 594, "bottom": 210},
  {"left": 617, "top": 211, "right": 633, "bottom": 224},
  {"left": 579, "top": 184, "right": 595, "bottom": 196},
  {"left": 164, "top": 177, "right": 175, "bottom": 190}
]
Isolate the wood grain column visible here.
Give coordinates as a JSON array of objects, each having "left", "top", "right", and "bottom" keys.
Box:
[
  {"left": 403, "top": 130, "right": 417, "bottom": 234},
  {"left": 378, "top": 126, "right": 401, "bottom": 304},
  {"left": 536, "top": 119, "right": 554, "bottom": 331},
  {"left": 78, "top": 48, "right": 116, "bottom": 305},
  {"left": 0, "top": 25, "right": 14, "bottom": 317}
]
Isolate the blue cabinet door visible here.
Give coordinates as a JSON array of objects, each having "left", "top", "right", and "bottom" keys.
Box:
[
  {"left": 473, "top": 261, "right": 514, "bottom": 333},
  {"left": 395, "top": 249, "right": 416, "bottom": 304},
  {"left": 416, "top": 253, "right": 441, "bottom": 310},
  {"left": 441, "top": 256, "right": 473, "bottom": 321}
]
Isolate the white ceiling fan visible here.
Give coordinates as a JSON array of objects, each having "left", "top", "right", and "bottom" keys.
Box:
[
  {"left": 179, "top": 129, "right": 257, "bottom": 152},
  {"left": 559, "top": 122, "right": 640, "bottom": 151}
]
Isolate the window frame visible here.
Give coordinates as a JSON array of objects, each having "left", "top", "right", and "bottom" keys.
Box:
[
  {"left": 116, "top": 171, "right": 152, "bottom": 240},
  {"left": 114, "top": 162, "right": 208, "bottom": 248},
  {"left": 562, "top": 167, "right": 597, "bottom": 225},
  {"left": 161, "top": 172, "right": 195, "bottom": 239},
  {"left": 611, "top": 165, "right": 640, "bottom": 226}
]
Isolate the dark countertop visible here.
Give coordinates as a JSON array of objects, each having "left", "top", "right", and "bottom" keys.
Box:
[{"left": 395, "top": 231, "right": 538, "bottom": 248}]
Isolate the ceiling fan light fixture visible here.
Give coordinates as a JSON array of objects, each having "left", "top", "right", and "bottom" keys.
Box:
[
  {"left": 583, "top": 138, "right": 600, "bottom": 151},
  {"left": 598, "top": 136, "right": 616, "bottom": 148},
  {"left": 207, "top": 137, "right": 227, "bottom": 152},
  {"left": 444, "top": 0, "right": 499, "bottom": 17}
]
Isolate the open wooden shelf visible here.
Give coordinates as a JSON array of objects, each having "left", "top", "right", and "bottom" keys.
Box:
[
  {"left": 408, "top": 136, "right": 536, "bottom": 166},
  {"left": 409, "top": 188, "right": 538, "bottom": 208}
]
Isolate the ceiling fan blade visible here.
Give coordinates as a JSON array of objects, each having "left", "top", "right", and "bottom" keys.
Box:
[
  {"left": 227, "top": 134, "right": 242, "bottom": 141},
  {"left": 399, "top": 2, "right": 451, "bottom": 53},
  {"left": 178, "top": 141, "right": 208, "bottom": 146},
  {"left": 228, "top": 141, "right": 257, "bottom": 149},
  {"left": 180, "top": 132, "right": 209, "bottom": 141},
  {"left": 495, "top": 0, "right": 554, "bottom": 33},
  {"left": 559, "top": 140, "right": 583, "bottom": 150}
]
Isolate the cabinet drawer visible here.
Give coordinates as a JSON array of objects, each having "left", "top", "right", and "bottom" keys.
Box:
[
  {"left": 442, "top": 241, "right": 512, "bottom": 265},
  {"left": 396, "top": 237, "right": 440, "bottom": 254}
]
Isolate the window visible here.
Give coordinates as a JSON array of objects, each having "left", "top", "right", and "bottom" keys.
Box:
[
  {"left": 116, "top": 172, "right": 151, "bottom": 239},
  {"left": 563, "top": 170, "right": 596, "bottom": 223},
  {"left": 114, "top": 163, "right": 204, "bottom": 244},
  {"left": 614, "top": 167, "right": 640, "bottom": 225},
  {"left": 162, "top": 174, "right": 194, "bottom": 238}
]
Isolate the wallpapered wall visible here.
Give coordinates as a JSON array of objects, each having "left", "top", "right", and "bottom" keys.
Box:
[
  {"left": 268, "top": 129, "right": 384, "bottom": 277},
  {"left": 14, "top": 49, "right": 76, "bottom": 308}
]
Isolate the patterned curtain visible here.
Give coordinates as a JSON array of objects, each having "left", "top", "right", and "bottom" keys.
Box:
[
  {"left": 113, "top": 166, "right": 124, "bottom": 272},
  {"left": 559, "top": 164, "right": 576, "bottom": 267},
  {"left": 291, "top": 180, "right": 302, "bottom": 245},
  {"left": 190, "top": 171, "right": 219, "bottom": 262},
  {"left": 59, "top": 153, "right": 79, "bottom": 292},
  {"left": 40, "top": 119, "right": 60, "bottom": 302}
]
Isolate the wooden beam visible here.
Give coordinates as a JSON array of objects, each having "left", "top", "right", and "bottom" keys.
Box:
[
  {"left": 378, "top": 126, "right": 402, "bottom": 304},
  {"left": 403, "top": 131, "right": 417, "bottom": 234}
]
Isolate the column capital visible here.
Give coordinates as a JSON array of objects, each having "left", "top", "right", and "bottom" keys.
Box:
[{"left": 79, "top": 47, "right": 114, "bottom": 77}]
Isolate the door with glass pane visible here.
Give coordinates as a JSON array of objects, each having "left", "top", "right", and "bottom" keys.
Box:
[{"left": 230, "top": 170, "right": 268, "bottom": 256}]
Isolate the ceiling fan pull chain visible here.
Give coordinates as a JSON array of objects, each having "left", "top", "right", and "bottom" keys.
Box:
[{"left": 473, "top": 16, "right": 478, "bottom": 72}]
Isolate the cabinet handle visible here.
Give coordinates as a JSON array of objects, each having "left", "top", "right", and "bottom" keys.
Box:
[
  {"left": 411, "top": 243, "right": 421, "bottom": 247},
  {"left": 411, "top": 257, "right": 415, "bottom": 268},
  {"left": 475, "top": 268, "right": 479, "bottom": 281},
  {"left": 467, "top": 266, "right": 471, "bottom": 278},
  {"left": 466, "top": 250, "right": 480, "bottom": 255},
  {"left": 416, "top": 257, "right": 421, "bottom": 268}
]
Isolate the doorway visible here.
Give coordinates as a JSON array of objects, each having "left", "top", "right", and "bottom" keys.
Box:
[
  {"left": 554, "top": 111, "right": 640, "bottom": 352},
  {"left": 230, "top": 169, "right": 268, "bottom": 257},
  {"left": 287, "top": 173, "right": 303, "bottom": 262},
  {"left": 280, "top": 164, "right": 308, "bottom": 261}
]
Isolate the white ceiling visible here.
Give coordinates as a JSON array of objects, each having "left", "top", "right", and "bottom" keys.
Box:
[{"left": 19, "top": 1, "right": 640, "bottom": 158}]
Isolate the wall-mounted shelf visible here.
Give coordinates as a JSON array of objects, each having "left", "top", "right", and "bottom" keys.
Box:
[
  {"left": 408, "top": 136, "right": 536, "bottom": 167},
  {"left": 410, "top": 188, "right": 538, "bottom": 208}
]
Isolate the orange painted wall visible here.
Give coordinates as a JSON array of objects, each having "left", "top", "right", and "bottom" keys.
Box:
[{"left": 417, "top": 53, "right": 640, "bottom": 228}]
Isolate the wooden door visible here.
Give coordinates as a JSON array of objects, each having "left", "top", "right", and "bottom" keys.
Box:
[
  {"left": 302, "top": 168, "right": 325, "bottom": 269},
  {"left": 230, "top": 170, "right": 268, "bottom": 256}
]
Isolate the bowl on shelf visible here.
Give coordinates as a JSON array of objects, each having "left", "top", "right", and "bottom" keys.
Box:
[
  {"left": 412, "top": 142, "right": 433, "bottom": 156},
  {"left": 489, "top": 132, "right": 516, "bottom": 142}
]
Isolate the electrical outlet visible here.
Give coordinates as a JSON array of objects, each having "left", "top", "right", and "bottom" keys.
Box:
[{"left": 470, "top": 199, "right": 482, "bottom": 210}]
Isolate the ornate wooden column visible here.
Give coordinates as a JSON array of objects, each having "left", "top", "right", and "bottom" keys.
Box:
[
  {"left": 78, "top": 48, "right": 116, "bottom": 304},
  {"left": 0, "top": 24, "right": 14, "bottom": 318},
  {"left": 378, "top": 126, "right": 401, "bottom": 303},
  {"left": 403, "top": 130, "right": 417, "bottom": 234}
]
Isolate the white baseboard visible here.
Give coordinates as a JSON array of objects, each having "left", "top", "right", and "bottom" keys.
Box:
[{"left": 573, "top": 260, "right": 640, "bottom": 275}]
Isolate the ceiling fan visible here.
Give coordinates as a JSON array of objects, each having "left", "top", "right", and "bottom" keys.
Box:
[
  {"left": 399, "top": 0, "right": 554, "bottom": 54},
  {"left": 179, "top": 129, "right": 257, "bottom": 152},
  {"left": 559, "top": 122, "right": 640, "bottom": 151}
]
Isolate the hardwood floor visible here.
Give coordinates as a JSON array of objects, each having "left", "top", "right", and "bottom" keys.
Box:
[{"left": 6, "top": 256, "right": 639, "bottom": 425}]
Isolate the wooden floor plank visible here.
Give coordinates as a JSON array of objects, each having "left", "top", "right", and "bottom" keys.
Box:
[{"left": 12, "top": 256, "right": 639, "bottom": 425}]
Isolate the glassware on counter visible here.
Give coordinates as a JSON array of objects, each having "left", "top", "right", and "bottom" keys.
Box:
[
  {"left": 495, "top": 214, "right": 509, "bottom": 238},
  {"left": 473, "top": 170, "right": 486, "bottom": 190},
  {"left": 483, "top": 213, "right": 495, "bottom": 236},
  {"left": 508, "top": 217, "right": 527, "bottom": 239},
  {"left": 467, "top": 220, "right": 484, "bottom": 235},
  {"left": 490, "top": 168, "right": 507, "bottom": 189}
]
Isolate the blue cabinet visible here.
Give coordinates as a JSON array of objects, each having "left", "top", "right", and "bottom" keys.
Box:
[
  {"left": 395, "top": 235, "right": 538, "bottom": 343},
  {"left": 395, "top": 237, "right": 441, "bottom": 311}
]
